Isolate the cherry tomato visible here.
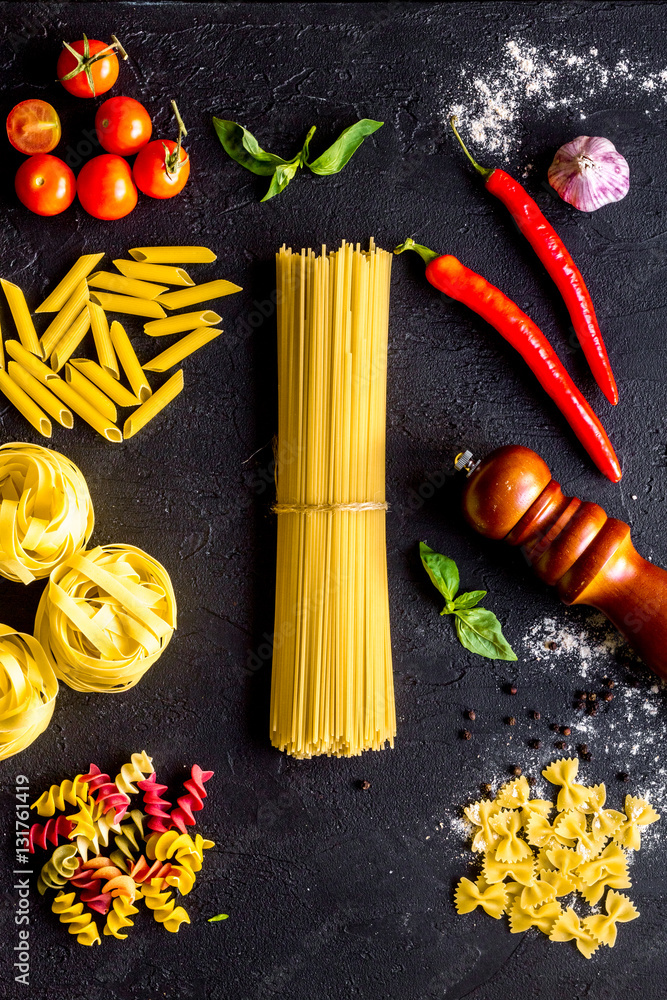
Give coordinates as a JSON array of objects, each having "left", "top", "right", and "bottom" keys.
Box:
[
  {"left": 57, "top": 36, "right": 122, "bottom": 98},
  {"left": 15, "top": 155, "right": 76, "bottom": 216},
  {"left": 77, "top": 154, "right": 137, "bottom": 220},
  {"left": 7, "top": 100, "right": 61, "bottom": 154},
  {"left": 133, "top": 139, "right": 190, "bottom": 199},
  {"left": 95, "top": 96, "right": 152, "bottom": 155}
]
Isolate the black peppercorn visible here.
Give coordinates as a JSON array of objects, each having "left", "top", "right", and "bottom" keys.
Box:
[
  {"left": 511, "top": 766, "right": 522, "bottom": 776},
  {"left": 527, "top": 775, "right": 536, "bottom": 787},
  {"left": 461, "top": 729, "right": 472, "bottom": 741},
  {"left": 604, "top": 678, "right": 615, "bottom": 689},
  {"left": 550, "top": 723, "right": 559, "bottom": 732},
  {"left": 587, "top": 705, "right": 598, "bottom": 717},
  {"left": 506, "top": 717, "right": 516, "bottom": 726},
  {"left": 555, "top": 740, "right": 566, "bottom": 750},
  {"left": 529, "top": 739, "right": 541, "bottom": 749},
  {"left": 561, "top": 726, "right": 571, "bottom": 736},
  {"left": 618, "top": 772, "right": 630, "bottom": 782},
  {"left": 466, "top": 709, "right": 476, "bottom": 721},
  {"left": 602, "top": 692, "right": 613, "bottom": 702},
  {"left": 574, "top": 700, "right": 585, "bottom": 711},
  {"left": 480, "top": 783, "right": 492, "bottom": 795},
  {"left": 588, "top": 692, "right": 597, "bottom": 701},
  {"left": 359, "top": 780, "right": 371, "bottom": 790},
  {"left": 509, "top": 684, "right": 518, "bottom": 695},
  {"left": 531, "top": 710, "right": 541, "bottom": 720},
  {"left": 578, "top": 743, "right": 589, "bottom": 754}
]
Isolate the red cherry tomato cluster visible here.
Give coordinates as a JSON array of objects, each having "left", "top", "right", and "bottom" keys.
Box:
[{"left": 8, "top": 34, "right": 190, "bottom": 219}]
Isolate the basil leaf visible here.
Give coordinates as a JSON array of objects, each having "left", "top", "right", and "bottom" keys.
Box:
[
  {"left": 261, "top": 158, "right": 301, "bottom": 202},
  {"left": 420, "top": 542, "right": 459, "bottom": 602},
  {"left": 212, "top": 119, "right": 290, "bottom": 176},
  {"left": 208, "top": 913, "right": 229, "bottom": 922},
  {"left": 306, "top": 119, "right": 384, "bottom": 176},
  {"left": 452, "top": 590, "right": 487, "bottom": 610},
  {"left": 454, "top": 608, "right": 517, "bottom": 661}
]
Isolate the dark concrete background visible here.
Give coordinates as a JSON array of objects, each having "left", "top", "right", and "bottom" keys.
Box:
[{"left": 0, "top": 2, "right": 666, "bottom": 998}]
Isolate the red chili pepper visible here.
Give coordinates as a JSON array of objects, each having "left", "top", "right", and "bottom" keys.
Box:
[
  {"left": 395, "top": 238, "right": 621, "bottom": 483},
  {"left": 450, "top": 118, "right": 618, "bottom": 407}
]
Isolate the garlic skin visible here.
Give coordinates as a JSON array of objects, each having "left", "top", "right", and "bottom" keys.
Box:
[{"left": 548, "top": 136, "right": 629, "bottom": 212}]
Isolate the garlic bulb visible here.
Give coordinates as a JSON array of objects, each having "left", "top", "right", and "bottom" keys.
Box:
[{"left": 548, "top": 136, "right": 629, "bottom": 212}]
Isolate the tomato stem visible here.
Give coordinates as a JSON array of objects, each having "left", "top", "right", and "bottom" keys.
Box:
[{"left": 164, "top": 101, "right": 188, "bottom": 178}]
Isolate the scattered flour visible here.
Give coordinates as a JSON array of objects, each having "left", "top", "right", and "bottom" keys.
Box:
[
  {"left": 522, "top": 612, "right": 632, "bottom": 680},
  {"left": 448, "top": 38, "right": 667, "bottom": 157}
]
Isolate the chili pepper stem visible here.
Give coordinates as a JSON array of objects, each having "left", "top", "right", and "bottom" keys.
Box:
[
  {"left": 449, "top": 116, "right": 495, "bottom": 181},
  {"left": 394, "top": 237, "right": 439, "bottom": 265}
]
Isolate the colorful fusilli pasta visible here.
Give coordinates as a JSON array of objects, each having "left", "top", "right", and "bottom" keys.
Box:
[{"left": 30, "top": 753, "right": 215, "bottom": 945}]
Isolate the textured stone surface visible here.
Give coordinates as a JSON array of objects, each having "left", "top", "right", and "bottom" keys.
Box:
[{"left": 0, "top": 3, "right": 666, "bottom": 998}]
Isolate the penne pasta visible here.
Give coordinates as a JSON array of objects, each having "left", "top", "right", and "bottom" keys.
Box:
[
  {"left": 40, "top": 281, "right": 89, "bottom": 360},
  {"left": 157, "top": 278, "right": 242, "bottom": 310},
  {"left": 89, "top": 302, "right": 119, "bottom": 378},
  {"left": 5, "top": 340, "right": 59, "bottom": 384},
  {"left": 68, "top": 358, "right": 140, "bottom": 407},
  {"left": 1, "top": 279, "right": 41, "bottom": 356},
  {"left": 51, "top": 306, "right": 91, "bottom": 372},
  {"left": 49, "top": 379, "right": 122, "bottom": 442},
  {"left": 87, "top": 271, "right": 168, "bottom": 300},
  {"left": 8, "top": 362, "right": 73, "bottom": 428},
  {"left": 64, "top": 364, "right": 117, "bottom": 423},
  {"left": 123, "top": 369, "right": 184, "bottom": 439},
  {"left": 88, "top": 291, "right": 166, "bottom": 319},
  {"left": 143, "top": 327, "right": 223, "bottom": 372},
  {"left": 109, "top": 321, "right": 151, "bottom": 402},
  {"left": 113, "top": 259, "right": 194, "bottom": 286},
  {"left": 35, "top": 253, "right": 104, "bottom": 313},
  {"left": 129, "top": 246, "right": 217, "bottom": 264},
  {"left": 0, "top": 369, "right": 51, "bottom": 437},
  {"left": 144, "top": 310, "right": 221, "bottom": 338}
]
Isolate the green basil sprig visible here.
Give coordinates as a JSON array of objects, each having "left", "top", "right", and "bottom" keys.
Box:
[
  {"left": 211, "top": 118, "right": 383, "bottom": 201},
  {"left": 420, "top": 542, "right": 517, "bottom": 661}
]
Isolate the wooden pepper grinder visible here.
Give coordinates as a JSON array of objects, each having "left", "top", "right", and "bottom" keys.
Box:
[{"left": 457, "top": 444, "right": 667, "bottom": 679}]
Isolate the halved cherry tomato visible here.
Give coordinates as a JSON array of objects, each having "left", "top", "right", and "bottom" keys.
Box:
[
  {"left": 7, "top": 100, "right": 61, "bottom": 154},
  {"left": 15, "top": 155, "right": 76, "bottom": 216},
  {"left": 57, "top": 35, "right": 126, "bottom": 98},
  {"left": 95, "top": 96, "right": 152, "bottom": 156},
  {"left": 133, "top": 139, "right": 190, "bottom": 199},
  {"left": 77, "top": 154, "right": 137, "bottom": 220}
]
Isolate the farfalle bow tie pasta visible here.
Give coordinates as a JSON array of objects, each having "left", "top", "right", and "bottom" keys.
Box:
[{"left": 454, "top": 758, "right": 659, "bottom": 958}]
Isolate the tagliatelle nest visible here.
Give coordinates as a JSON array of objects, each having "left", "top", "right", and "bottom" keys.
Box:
[
  {"left": 0, "top": 442, "right": 94, "bottom": 583},
  {"left": 34, "top": 543, "right": 176, "bottom": 693},
  {"left": 454, "top": 758, "right": 659, "bottom": 958},
  {"left": 0, "top": 625, "right": 58, "bottom": 761}
]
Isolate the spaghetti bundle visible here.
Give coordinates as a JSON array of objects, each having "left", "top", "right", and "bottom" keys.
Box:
[{"left": 271, "top": 241, "right": 395, "bottom": 758}]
